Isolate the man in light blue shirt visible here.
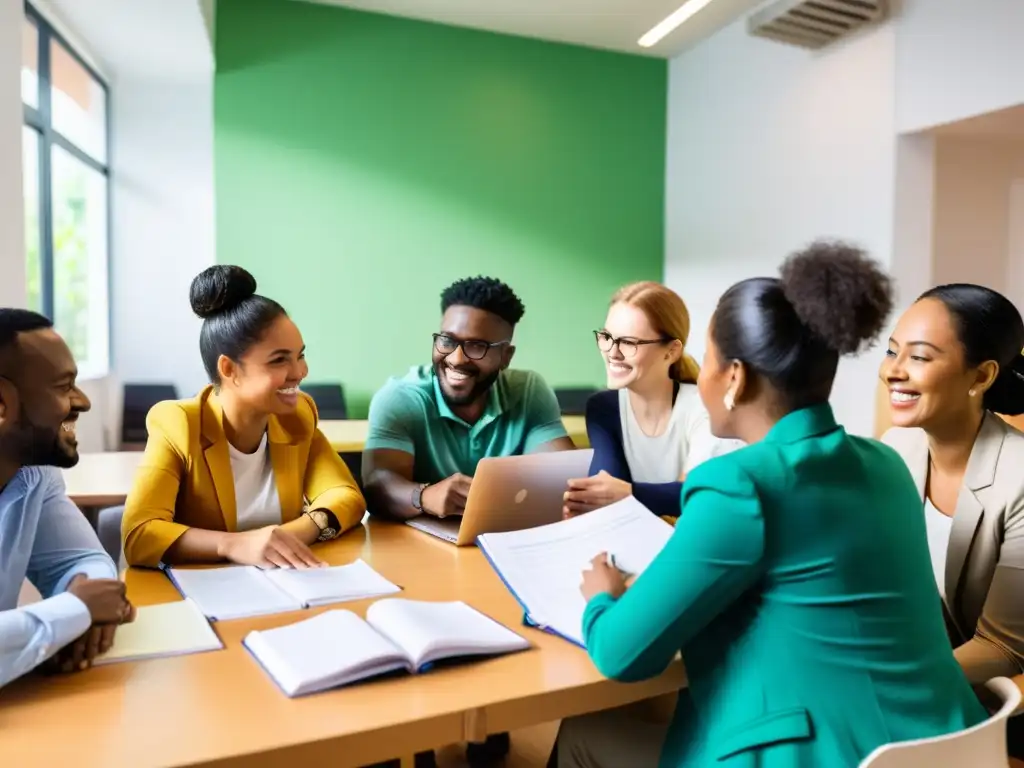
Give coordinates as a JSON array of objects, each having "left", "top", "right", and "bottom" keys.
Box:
[{"left": 0, "top": 310, "right": 133, "bottom": 689}]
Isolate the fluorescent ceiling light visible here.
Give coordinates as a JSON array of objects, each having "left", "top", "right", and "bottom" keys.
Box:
[{"left": 638, "top": 0, "right": 720, "bottom": 48}]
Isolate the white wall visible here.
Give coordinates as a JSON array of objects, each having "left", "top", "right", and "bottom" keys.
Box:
[
  {"left": 896, "top": 0, "right": 1024, "bottom": 134},
  {"left": 110, "top": 77, "right": 214, "bottom": 402},
  {"left": 930, "top": 137, "right": 1024, "bottom": 301},
  {"left": 0, "top": 0, "right": 26, "bottom": 308},
  {"left": 664, "top": 15, "right": 896, "bottom": 435}
]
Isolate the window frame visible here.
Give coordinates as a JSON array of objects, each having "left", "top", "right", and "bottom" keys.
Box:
[{"left": 22, "top": 1, "right": 112, "bottom": 377}]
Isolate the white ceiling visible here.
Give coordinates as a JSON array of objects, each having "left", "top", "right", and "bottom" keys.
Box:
[
  {"left": 33, "top": 0, "right": 213, "bottom": 82},
  {"left": 299, "top": 0, "right": 766, "bottom": 58},
  {"left": 931, "top": 104, "right": 1024, "bottom": 141}
]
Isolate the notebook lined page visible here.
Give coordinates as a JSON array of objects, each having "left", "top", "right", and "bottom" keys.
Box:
[
  {"left": 366, "top": 599, "right": 529, "bottom": 670},
  {"left": 477, "top": 497, "right": 673, "bottom": 644},
  {"left": 263, "top": 559, "right": 401, "bottom": 607},
  {"left": 168, "top": 566, "right": 300, "bottom": 620}
]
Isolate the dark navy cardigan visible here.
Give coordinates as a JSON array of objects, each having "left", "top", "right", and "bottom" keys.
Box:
[{"left": 585, "top": 389, "right": 683, "bottom": 518}]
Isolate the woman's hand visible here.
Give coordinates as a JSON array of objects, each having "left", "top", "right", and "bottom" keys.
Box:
[
  {"left": 563, "top": 471, "right": 632, "bottom": 518},
  {"left": 219, "top": 525, "right": 326, "bottom": 569},
  {"left": 580, "top": 552, "right": 627, "bottom": 602}
]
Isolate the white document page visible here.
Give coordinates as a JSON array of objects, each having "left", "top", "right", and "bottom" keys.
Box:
[
  {"left": 244, "top": 610, "right": 407, "bottom": 697},
  {"left": 168, "top": 565, "right": 300, "bottom": 621},
  {"left": 477, "top": 497, "right": 673, "bottom": 645},
  {"left": 365, "top": 599, "right": 529, "bottom": 670},
  {"left": 95, "top": 599, "right": 223, "bottom": 664},
  {"left": 263, "top": 559, "right": 402, "bottom": 607}
]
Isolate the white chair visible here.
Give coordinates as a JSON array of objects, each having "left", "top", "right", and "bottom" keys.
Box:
[{"left": 859, "top": 677, "right": 1021, "bottom": 767}]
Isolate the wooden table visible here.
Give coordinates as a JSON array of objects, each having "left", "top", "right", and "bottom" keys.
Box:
[
  {"left": 321, "top": 416, "right": 591, "bottom": 453},
  {"left": 62, "top": 451, "right": 144, "bottom": 507},
  {"left": 0, "top": 521, "right": 685, "bottom": 768}
]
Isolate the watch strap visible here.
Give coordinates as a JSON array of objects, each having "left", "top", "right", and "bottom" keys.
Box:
[{"left": 411, "top": 482, "right": 429, "bottom": 512}]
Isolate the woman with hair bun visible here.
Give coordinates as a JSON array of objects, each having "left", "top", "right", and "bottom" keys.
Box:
[
  {"left": 121, "top": 265, "right": 364, "bottom": 568},
  {"left": 881, "top": 284, "right": 1024, "bottom": 756},
  {"left": 553, "top": 242, "right": 983, "bottom": 768}
]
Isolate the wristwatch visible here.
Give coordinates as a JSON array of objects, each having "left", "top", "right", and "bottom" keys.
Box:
[
  {"left": 411, "top": 483, "right": 430, "bottom": 513},
  {"left": 305, "top": 509, "right": 338, "bottom": 542}
]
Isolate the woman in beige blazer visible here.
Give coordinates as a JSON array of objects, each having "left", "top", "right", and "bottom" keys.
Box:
[{"left": 880, "top": 283, "right": 1024, "bottom": 755}]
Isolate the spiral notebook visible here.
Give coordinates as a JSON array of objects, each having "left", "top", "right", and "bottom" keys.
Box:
[
  {"left": 166, "top": 559, "right": 402, "bottom": 621},
  {"left": 243, "top": 599, "right": 531, "bottom": 697},
  {"left": 477, "top": 498, "right": 674, "bottom": 647}
]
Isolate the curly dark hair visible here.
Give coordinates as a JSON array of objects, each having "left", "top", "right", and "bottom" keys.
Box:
[
  {"left": 440, "top": 276, "right": 525, "bottom": 327},
  {"left": 712, "top": 239, "right": 893, "bottom": 410}
]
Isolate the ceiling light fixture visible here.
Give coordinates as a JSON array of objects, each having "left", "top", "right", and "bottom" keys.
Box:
[{"left": 638, "top": 0, "right": 720, "bottom": 48}]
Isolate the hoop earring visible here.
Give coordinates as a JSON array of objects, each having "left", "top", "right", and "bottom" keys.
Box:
[{"left": 724, "top": 392, "right": 735, "bottom": 411}]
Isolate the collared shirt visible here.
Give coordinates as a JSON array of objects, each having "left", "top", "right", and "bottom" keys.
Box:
[
  {"left": 365, "top": 366, "right": 568, "bottom": 483},
  {"left": 0, "top": 466, "right": 117, "bottom": 688}
]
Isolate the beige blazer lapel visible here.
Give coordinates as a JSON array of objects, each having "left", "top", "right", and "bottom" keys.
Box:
[{"left": 944, "top": 413, "right": 1005, "bottom": 633}]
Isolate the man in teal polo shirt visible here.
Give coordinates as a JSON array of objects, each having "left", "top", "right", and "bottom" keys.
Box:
[
  {"left": 363, "top": 275, "right": 574, "bottom": 521},
  {"left": 363, "top": 276, "right": 574, "bottom": 767}
]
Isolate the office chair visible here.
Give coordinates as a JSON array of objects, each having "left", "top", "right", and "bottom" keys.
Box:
[
  {"left": 303, "top": 383, "right": 349, "bottom": 420},
  {"left": 554, "top": 387, "right": 599, "bottom": 416},
  {"left": 121, "top": 383, "right": 179, "bottom": 449}
]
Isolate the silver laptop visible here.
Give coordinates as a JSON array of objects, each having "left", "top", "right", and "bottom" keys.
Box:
[{"left": 406, "top": 449, "right": 594, "bottom": 546}]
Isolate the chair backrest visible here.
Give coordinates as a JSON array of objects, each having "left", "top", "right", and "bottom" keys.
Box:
[
  {"left": 859, "top": 677, "right": 1021, "bottom": 767},
  {"left": 303, "top": 383, "right": 348, "bottom": 420},
  {"left": 121, "top": 383, "right": 179, "bottom": 447},
  {"left": 554, "top": 387, "right": 599, "bottom": 416}
]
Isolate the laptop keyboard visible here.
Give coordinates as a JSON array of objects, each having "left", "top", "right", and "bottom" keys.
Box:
[{"left": 406, "top": 516, "right": 461, "bottom": 543}]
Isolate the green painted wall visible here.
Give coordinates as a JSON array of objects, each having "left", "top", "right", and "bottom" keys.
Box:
[{"left": 215, "top": 0, "right": 667, "bottom": 416}]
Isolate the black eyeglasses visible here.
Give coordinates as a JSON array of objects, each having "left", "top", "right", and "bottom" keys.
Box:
[
  {"left": 594, "top": 330, "right": 670, "bottom": 359},
  {"left": 433, "top": 333, "right": 510, "bottom": 361}
]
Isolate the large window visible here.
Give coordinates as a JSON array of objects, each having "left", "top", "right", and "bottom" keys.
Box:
[{"left": 21, "top": 4, "right": 110, "bottom": 377}]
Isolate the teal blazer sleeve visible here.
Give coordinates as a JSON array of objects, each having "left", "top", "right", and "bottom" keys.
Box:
[{"left": 582, "top": 457, "right": 765, "bottom": 682}]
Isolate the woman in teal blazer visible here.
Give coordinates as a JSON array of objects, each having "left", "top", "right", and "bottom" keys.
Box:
[{"left": 556, "top": 242, "right": 986, "bottom": 768}]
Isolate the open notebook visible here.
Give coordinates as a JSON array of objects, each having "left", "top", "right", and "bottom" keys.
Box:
[
  {"left": 477, "top": 497, "right": 674, "bottom": 647},
  {"left": 244, "top": 599, "right": 530, "bottom": 697},
  {"left": 166, "top": 559, "right": 401, "bottom": 621},
  {"left": 94, "top": 599, "right": 223, "bottom": 665}
]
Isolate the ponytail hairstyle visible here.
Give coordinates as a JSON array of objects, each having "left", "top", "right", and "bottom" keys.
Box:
[
  {"left": 710, "top": 240, "right": 893, "bottom": 411},
  {"left": 611, "top": 282, "right": 701, "bottom": 384},
  {"left": 917, "top": 284, "right": 1024, "bottom": 417}
]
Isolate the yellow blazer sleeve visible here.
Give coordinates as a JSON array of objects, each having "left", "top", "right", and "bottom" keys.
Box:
[
  {"left": 303, "top": 399, "right": 365, "bottom": 534},
  {"left": 121, "top": 402, "right": 192, "bottom": 567}
]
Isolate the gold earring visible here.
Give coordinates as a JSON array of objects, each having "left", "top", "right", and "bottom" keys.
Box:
[{"left": 724, "top": 392, "right": 735, "bottom": 411}]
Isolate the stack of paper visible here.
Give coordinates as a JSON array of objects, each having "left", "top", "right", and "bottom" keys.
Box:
[{"left": 477, "top": 497, "right": 674, "bottom": 646}]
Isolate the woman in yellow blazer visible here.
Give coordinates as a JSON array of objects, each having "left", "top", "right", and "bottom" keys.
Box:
[{"left": 122, "top": 266, "right": 365, "bottom": 568}]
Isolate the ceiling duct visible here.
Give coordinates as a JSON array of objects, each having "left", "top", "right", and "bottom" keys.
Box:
[{"left": 748, "top": 0, "right": 887, "bottom": 49}]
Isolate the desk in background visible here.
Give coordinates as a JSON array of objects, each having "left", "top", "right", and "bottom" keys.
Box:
[
  {"left": 0, "top": 520, "right": 684, "bottom": 767},
  {"left": 62, "top": 416, "right": 591, "bottom": 509},
  {"left": 318, "top": 415, "right": 590, "bottom": 453},
  {"left": 62, "top": 451, "right": 144, "bottom": 508}
]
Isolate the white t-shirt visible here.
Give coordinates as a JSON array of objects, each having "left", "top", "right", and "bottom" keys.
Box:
[
  {"left": 618, "top": 384, "right": 741, "bottom": 483},
  {"left": 228, "top": 433, "right": 282, "bottom": 531},
  {"left": 924, "top": 498, "right": 954, "bottom": 598}
]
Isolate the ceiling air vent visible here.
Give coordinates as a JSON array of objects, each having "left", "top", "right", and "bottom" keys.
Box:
[{"left": 748, "top": 0, "right": 887, "bottom": 49}]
